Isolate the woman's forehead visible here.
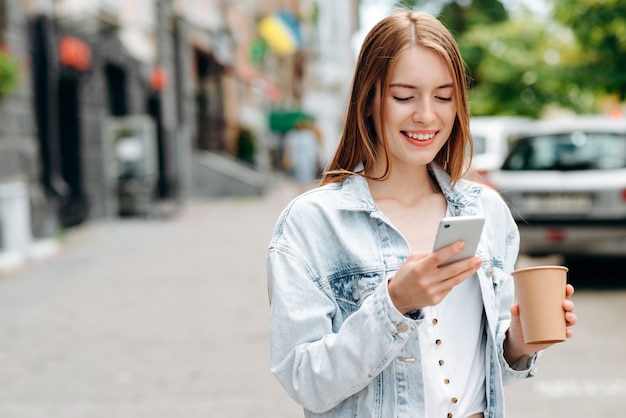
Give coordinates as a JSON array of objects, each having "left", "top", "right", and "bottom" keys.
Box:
[{"left": 387, "top": 46, "right": 453, "bottom": 88}]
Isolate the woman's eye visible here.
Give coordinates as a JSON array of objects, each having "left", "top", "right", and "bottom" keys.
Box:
[
  {"left": 436, "top": 96, "right": 452, "bottom": 102},
  {"left": 392, "top": 96, "right": 411, "bottom": 102}
]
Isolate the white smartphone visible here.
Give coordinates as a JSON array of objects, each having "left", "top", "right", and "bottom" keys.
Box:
[{"left": 432, "top": 215, "right": 485, "bottom": 266}]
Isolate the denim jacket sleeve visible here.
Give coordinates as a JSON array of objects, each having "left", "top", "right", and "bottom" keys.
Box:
[
  {"left": 483, "top": 187, "right": 541, "bottom": 384},
  {"left": 267, "top": 241, "right": 420, "bottom": 413}
]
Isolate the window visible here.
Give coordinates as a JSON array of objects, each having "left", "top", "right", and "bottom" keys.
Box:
[{"left": 503, "top": 132, "right": 626, "bottom": 171}]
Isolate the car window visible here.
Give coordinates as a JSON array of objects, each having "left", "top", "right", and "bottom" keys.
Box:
[
  {"left": 472, "top": 135, "right": 487, "bottom": 155},
  {"left": 502, "top": 131, "right": 626, "bottom": 171}
]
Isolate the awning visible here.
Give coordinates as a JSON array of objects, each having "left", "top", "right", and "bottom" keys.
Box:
[{"left": 268, "top": 110, "right": 313, "bottom": 133}]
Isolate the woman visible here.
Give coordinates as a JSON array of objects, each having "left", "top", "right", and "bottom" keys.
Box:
[{"left": 267, "top": 10, "right": 576, "bottom": 418}]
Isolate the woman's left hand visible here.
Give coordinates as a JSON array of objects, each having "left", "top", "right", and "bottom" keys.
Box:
[{"left": 504, "top": 284, "right": 577, "bottom": 365}]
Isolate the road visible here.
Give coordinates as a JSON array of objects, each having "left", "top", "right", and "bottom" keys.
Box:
[{"left": 0, "top": 176, "right": 624, "bottom": 418}]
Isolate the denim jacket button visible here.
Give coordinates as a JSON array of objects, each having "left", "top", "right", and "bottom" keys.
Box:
[{"left": 396, "top": 323, "right": 409, "bottom": 333}]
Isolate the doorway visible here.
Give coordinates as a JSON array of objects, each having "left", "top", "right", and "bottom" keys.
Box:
[{"left": 57, "top": 71, "right": 87, "bottom": 227}]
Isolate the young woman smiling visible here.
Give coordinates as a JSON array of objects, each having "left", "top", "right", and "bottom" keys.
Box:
[{"left": 267, "top": 9, "right": 576, "bottom": 418}]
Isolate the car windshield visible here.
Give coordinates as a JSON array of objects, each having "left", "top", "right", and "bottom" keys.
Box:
[
  {"left": 472, "top": 135, "right": 486, "bottom": 155},
  {"left": 502, "top": 131, "right": 626, "bottom": 171}
]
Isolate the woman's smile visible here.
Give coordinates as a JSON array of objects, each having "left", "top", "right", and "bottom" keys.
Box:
[{"left": 403, "top": 130, "right": 437, "bottom": 146}]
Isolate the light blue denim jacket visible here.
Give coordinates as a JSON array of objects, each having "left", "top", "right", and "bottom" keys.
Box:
[{"left": 267, "top": 163, "right": 540, "bottom": 417}]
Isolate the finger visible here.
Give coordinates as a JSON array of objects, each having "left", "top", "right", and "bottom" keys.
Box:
[
  {"left": 436, "top": 256, "right": 481, "bottom": 288},
  {"left": 431, "top": 240, "right": 466, "bottom": 267},
  {"left": 435, "top": 254, "right": 482, "bottom": 276},
  {"left": 428, "top": 260, "right": 481, "bottom": 302},
  {"left": 565, "top": 284, "right": 575, "bottom": 298}
]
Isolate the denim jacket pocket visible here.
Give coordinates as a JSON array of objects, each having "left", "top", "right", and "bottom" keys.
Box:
[{"left": 329, "top": 271, "right": 384, "bottom": 317}]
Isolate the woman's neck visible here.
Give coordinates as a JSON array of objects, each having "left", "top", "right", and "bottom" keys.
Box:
[{"left": 366, "top": 162, "right": 440, "bottom": 206}]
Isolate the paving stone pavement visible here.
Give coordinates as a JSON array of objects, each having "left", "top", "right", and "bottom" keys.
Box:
[
  {"left": 5, "top": 175, "right": 602, "bottom": 418},
  {"left": 0, "top": 176, "right": 305, "bottom": 418}
]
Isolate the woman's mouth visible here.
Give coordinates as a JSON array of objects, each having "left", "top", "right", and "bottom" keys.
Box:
[{"left": 403, "top": 131, "right": 436, "bottom": 141}]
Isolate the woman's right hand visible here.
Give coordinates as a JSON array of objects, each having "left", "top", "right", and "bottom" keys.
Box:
[{"left": 387, "top": 241, "right": 482, "bottom": 314}]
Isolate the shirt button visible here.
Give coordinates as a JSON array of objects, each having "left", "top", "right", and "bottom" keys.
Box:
[
  {"left": 444, "top": 378, "right": 450, "bottom": 384},
  {"left": 451, "top": 397, "right": 458, "bottom": 403},
  {"left": 432, "top": 318, "right": 438, "bottom": 325},
  {"left": 487, "top": 267, "right": 494, "bottom": 276},
  {"left": 447, "top": 414, "right": 453, "bottom": 418},
  {"left": 396, "top": 323, "right": 409, "bottom": 332},
  {"left": 439, "top": 359, "right": 445, "bottom": 366},
  {"left": 435, "top": 339, "right": 442, "bottom": 345}
]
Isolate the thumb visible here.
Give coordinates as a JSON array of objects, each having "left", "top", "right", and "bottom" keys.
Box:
[
  {"left": 509, "top": 304, "right": 523, "bottom": 333},
  {"left": 507, "top": 303, "right": 526, "bottom": 347}
]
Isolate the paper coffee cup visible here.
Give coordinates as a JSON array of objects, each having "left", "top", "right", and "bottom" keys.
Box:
[{"left": 512, "top": 265, "right": 568, "bottom": 344}]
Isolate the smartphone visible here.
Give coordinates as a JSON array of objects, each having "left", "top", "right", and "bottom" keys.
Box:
[{"left": 432, "top": 215, "right": 485, "bottom": 266}]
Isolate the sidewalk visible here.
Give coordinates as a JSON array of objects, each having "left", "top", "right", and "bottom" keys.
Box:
[{"left": 0, "top": 176, "right": 304, "bottom": 418}]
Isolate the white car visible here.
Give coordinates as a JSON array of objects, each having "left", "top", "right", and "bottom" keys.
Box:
[
  {"left": 469, "top": 116, "right": 531, "bottom": 178},
  {"left": 489, "top": 116, "right": 626, "bottom": 258}
]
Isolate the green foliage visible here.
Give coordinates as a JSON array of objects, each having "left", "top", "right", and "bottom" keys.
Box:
[
  {"left": 0, "top": 50, "right": 19, "bottom": 99},
  {"left": 461, "top": 13, "right": 596, "bottom": 117},
  {"left": 395, "top": 0, "right": 623, "bottom": 115},
  {"left": 440, "top": 0, "right": 508, "bottom": 35},
  {"left": 395, "top": 0, "right": 421, "bottom": 10},
  {"left": 551, "top": 0, "right": 626, "bottom": 99}
]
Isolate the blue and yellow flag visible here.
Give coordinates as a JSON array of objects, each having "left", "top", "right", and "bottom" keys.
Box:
[{"left": 258, "top": 9, "right": 303, "bottom": 56}]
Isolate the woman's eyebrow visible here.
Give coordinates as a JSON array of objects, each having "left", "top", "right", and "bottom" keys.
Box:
[{"left": 389, "top": 82, "right": 454, "bottom": 90}]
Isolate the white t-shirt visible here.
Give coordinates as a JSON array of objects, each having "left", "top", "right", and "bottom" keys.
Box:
[{"left": 418, "top": 233, "right": 487, "bottom": 417}]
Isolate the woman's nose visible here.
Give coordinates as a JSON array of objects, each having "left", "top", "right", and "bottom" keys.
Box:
[{"left": 412, "top": 99, "right": 435, "bottom": 124}]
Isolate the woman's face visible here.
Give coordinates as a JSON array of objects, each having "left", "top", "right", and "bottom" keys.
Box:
[{"left": 369, "top": 45, "right": 457, "bottom": 170}]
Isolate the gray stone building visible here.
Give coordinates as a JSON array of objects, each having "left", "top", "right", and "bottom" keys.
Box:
[
  {"left": 0, "top": 0, "right": 49, "bottom": 269},
  {"left": 0, "top": 0, "right": 208, "bottom": 268},
  {"left": 1, "top": 0, "right": 352, "bottom": 271}
]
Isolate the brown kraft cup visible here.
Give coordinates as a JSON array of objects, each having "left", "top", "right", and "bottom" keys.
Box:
[{"left": 511, "top": 265, "right": 568, "bottom": 344}]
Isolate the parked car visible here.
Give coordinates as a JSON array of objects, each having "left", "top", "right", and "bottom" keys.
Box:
[
  {"left": 488, "top": 116, "right": 626, "bottom": 258},
  {"left": 469, "top": 116, "right": 531, "bottom": 179}
]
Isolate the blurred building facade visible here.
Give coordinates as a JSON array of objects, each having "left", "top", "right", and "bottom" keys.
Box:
[{"left": 0, "top": 0, "right": 359, "bottom": 269}]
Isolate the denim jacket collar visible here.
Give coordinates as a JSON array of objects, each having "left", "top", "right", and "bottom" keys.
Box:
[{"left": 335, "top": 162, "right": 482, "bottom": 215}]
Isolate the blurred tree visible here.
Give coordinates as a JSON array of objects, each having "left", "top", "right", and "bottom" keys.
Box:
[
  {"left": 394, "top": 0, "right": 508, "bottom": 34},
  {"left": 393, "top": 0, "right": 619, "bottom": 116},
  {"left": 437, "top": 0, "right": 509, "bottom": 105},
  {"left": 395, "top": 0, "right": 421, "bottom": 10},
  {"left": 551, "top": 0, "right": 626, "bottom": 100},
  {"left": 439, "top": 0, "right": 508, "bottom": 34},
  {"left": 461, "top": 10, "right": 596, "bottom": 117}
]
